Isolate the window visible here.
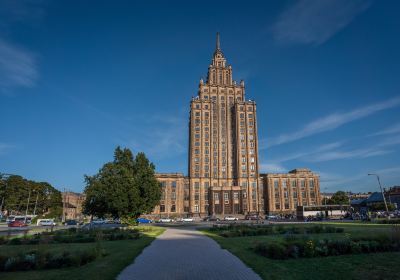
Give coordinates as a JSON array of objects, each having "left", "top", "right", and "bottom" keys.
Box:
[
  {"left": 309, "top": 179, "right": 314, "bottom": 188},
  {"left": 234, "top": 192, "right": 239, "bottom": 199},
  {"left": 161, "top": 192, "right": 165, "bottom": 200},
  {"left": 224, "top": 192, "right": 229, "bottom": 201},
  {"left": 195, "top": 149, "right": 199, "bottom": 154},
  {"left": 282, "top": 180, "right": 287, "bottom": 187},
  {"left": 194, "top": 205, "right": 199, "bottom": 212},
  {"left": 171, "top": 192, "right": 176, "bottom": 200},
  {"left": 161, "top": 181, "right": 167, "bottom": 188},
  {"left": 248, "top": 113, "right": 253, "bottom": 118},
  {"left": 291, "top": 180, "right": 297, "bottom": 187},
  {"left": 171, "top": 205, "right": 176, "bottom": 212},
  {"left": 301, "top": 180, "right": 305, "bottom": 187},
  {"left": 195, "top": 112, "right": 200, "bottom": 117},
  {"left": 171, "top": 181, "right": 177, "bottom": 188},
  {"left": 160, "top": 205, "right": 165, "bottom": 212},
  {"left": 214, "top": 193, "right": 219, "bottom": 200},
  {"left": 250, "top": 157, "right": 255, "bottom": 163},
  {"left": 274, "top": 180, "right": 279, "bottom": 188},
  {"left": 275, "top": 203, "right": 280, "bottom": 210}
]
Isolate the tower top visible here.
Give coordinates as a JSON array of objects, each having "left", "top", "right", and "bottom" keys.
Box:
[{"left": 213, "top": 32, "right": 224, "bottom": 58}]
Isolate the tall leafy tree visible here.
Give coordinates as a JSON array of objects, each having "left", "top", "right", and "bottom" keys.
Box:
[
  {"left": 328, "top": 191, "right": 349, "bottom": 205},
  {"left": 0, "top": 175, "right": 62, "bottom": 217},
  {"left": 83, "top": 147, "right": 161, "bottom": 220}
]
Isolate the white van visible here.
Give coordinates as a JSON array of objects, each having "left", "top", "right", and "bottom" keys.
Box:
[{"left": 37, "top": 219, "right": 56, "bottom": 226}]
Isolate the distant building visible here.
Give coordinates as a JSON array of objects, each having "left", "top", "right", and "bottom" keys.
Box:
[
  {"left": 62, "top": 191, "right": 85, "bottom": 221},
  {"left": 387, "top": 186, "right": 400, "bottom": 208},
  {"left": 261, "top": 169, "right": 322, "bottom": 214}
]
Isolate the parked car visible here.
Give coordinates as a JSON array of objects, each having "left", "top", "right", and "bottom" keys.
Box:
[
  {"left": 158, "top": 218, "right": 172, "bottom": 223},
  {"left": 266, "top": 215, "right": 278, "bottom": 220},
  {"left": 224, "top": 216, "right": 238, "bottom": 221},
  {"left": 92, "top": 219, "right": 106, "bottom": 224},
  {"left": 203, "top": 216, "right": 220, "bottom": 222},
  {"left": 38, "top": 219, "right": 56, "bottom": 226},
  {"left": 137, "top": 218, "right": 153, "bottom": 224},
  {"left": 245, "top": 214, "right": 260, "bottom": 220},
  {"left": 182, "top": 217, "right": 194, "bottom": 222},
  {"left": 8, "top": 220, "right": 28, "bottom": 227},
  {"left": 64, "top": 220, "right": 78, "bottom": 226}
]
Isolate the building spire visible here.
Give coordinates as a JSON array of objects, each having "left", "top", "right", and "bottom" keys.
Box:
[{"left": 216, "top": 32, "right": 220, "bottom": 50}]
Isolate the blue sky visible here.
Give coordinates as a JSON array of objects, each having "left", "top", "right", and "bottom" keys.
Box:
[{"left": 1, "top": 0, "right": 399, "bottom": 193}]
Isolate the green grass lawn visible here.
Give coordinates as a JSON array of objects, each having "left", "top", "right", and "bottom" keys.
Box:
[
  {"left": 0, "top": 226, "right": 165, "bottom": 280},
  {"left": 202, "top": 223, "right": 400, "bottom": 280}
]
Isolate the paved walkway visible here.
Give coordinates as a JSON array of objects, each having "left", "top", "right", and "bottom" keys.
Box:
[{"left": 117, "top": 227, "right": 262, "bottom": 280}]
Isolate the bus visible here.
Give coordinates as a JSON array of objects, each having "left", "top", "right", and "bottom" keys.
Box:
[{"left": 296, "top": 205, "right": 351, "bottom": 220}]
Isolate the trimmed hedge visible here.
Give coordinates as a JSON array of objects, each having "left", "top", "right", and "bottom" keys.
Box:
[
  {"left": 0, "top": 249, "right": 103, "bottom": 272},
  {"left": 254, "top": 229, "right": 400, "bottom": 259},
  {"left": 2, "top": 228, "right": 140, "bottom": 246},
  {"left": 210, "top": 224, "right": 344, "bottom": 238}
]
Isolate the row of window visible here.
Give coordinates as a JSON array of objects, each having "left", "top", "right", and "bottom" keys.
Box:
[{"left": 273, "top": 179, "right": 315, "bottom": 188}]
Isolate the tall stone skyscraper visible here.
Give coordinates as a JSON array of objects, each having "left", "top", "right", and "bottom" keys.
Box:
[
  {"left": 188, "top": 33, "right": 261, "bottom": 216},
  {"left": 148, "top": 33, "right": 321, "bottom": 219}
]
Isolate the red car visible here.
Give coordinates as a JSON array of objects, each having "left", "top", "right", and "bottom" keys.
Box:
[{"left": 8, "top": 220, "right": 28, "bottom": 227}]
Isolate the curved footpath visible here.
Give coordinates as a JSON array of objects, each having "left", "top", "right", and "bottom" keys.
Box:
[{"left": 117, "top": 226, "right": 262, "bottom": 280}]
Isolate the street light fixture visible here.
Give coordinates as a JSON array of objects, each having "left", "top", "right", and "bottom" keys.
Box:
[{"left": 368, "top": 173, "right": 389, "bottom": 215}]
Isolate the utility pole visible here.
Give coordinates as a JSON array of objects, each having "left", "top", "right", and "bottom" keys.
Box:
[
  {"left": 33, "top": 192, "right": 39, "bottom": 216},
  {"left": 62, "top": 187, "right": 66, "bottom": 223},
  {"left": 25, "top": 190, "right": 31, "bottom": 223},
  {"left": 368, "top": 173, "right": 389, "bottom": 218}
]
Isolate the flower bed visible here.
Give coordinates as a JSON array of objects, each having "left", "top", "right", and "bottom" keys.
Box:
[
  {"left": 0, "top": 248, "right": 105, "bottom": 272},
  {"left": 254, "top": 227, "right": 400, "bottom": 259},
  {"left": 0, "top": 228, "right": 140, "bottom": 246},
  {"left": 209, "top": 224, "right": 344, "bottom": 238}
]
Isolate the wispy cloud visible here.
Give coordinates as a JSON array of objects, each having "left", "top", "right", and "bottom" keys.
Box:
[
  {"left": 0, "top": 38, "right": 38, "bottom": 93},
  {"left": 259, "top": 162, "right": 287, "bottom": 173},
  {"left": 370, "top": 122, "right": 400, "bottom": 137},
  {"left": 308, "top": 147, "right": 391, "bottom": 162},
  {"left": 0, "top": 142, "right": 14, "bottom": 155},
  {"left": 119, "top": 115, "right": 187, "bottom": 161},
  {"left": 272, "top": 0, "right": 371, "bottom": 45},
  {"left": 262, "top": 96, "right": 400, "bottom": 149},
  {"left": 320, "top": 165, "right": 400, "bottom": 191}
]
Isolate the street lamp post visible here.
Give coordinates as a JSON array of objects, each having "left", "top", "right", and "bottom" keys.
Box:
[{"left": 368, "top": 173, "right": 389, "bottom": 216}]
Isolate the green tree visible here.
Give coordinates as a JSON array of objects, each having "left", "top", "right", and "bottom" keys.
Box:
[
  {"left": 0, "top": 175, "right": 62, "bottom": 217},
  {"left": 83, "top": 147, "right": 161, "bottom": 220},
  {"left": 328, "top": 191, "right": 349, "bottom": 205}
]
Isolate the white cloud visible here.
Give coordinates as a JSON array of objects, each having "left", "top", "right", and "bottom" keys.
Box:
[
  {"left": 370, "top": 123, "right": 400, "bottom": 137},
  {"left": 262, "top": 96, "right": 400, "bottom": 149},
  {"left": 272, "top": 0, "right": 371, "bottom": 45},
  {"left": 308, "top": 148, "right": 391, "bottom": 162},
  {"left": 0, "top": 38, "right": 38, "bottom": 93},
  {"left": 119, "top": 115, "right": 187, "bottom": 160},
  {"left": 259, "top": 162, "right": 287, "bottom": 173},
  {"left": 0, "top": 143, "right": 14, "bottom": 155}
]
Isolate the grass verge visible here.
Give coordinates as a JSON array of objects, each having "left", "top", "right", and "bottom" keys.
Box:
[
  {"left": 0, "top": 226, "right": 165, "bottom": 280},
  {"left": 201, "top": 223, "right": 399, "bottom": 280}
]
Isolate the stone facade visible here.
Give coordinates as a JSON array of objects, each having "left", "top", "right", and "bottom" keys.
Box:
[
  {"left": 62, "top": 191, "right": 86, "bottom": 221},
  {"left": 261, "top": 169, "right": 322, "bottom": 214},
  {"left": 150, "top": 34, "right": 321, "bottom": 218}
]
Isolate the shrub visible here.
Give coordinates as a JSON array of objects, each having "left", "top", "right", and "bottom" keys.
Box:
[
  {"left": 8, "top": 238, "right": 22, "bottom": 245},
  {"left": 255, "top": 242, "right": 289, "bottom": 259}
]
